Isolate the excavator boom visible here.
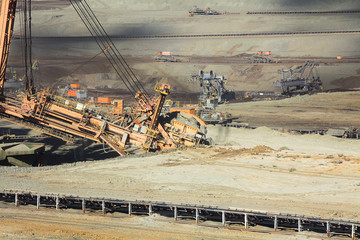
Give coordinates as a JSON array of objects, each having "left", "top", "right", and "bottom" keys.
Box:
[
  {"left": 0, "top": 0, "right": 206, "bottom": 157},
  {"left": 0, "top": 0, "right": 17, "bottom": 96}
]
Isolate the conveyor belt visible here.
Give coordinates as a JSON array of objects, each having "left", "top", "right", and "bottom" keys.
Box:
[
  {"left": 0, "top": 112, "right": 74, "bottom": 143},
  {"left": 114, "top": 30, "right": 360, "bottom": 39},
  {"left": 0, "top": 190, "right": 358, "bottom": 239}
]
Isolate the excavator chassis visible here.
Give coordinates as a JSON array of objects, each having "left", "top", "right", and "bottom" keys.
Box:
[
  {"left": 0, "top": 92, "right": 205, "bottom": 156},
  {"left": 0, "top": 0, "right": 206, "bottom": 157}
]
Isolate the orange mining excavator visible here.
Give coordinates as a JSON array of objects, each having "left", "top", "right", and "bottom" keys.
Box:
[{"left": 0, "top": 0, "right": 206, "bottom": 156}]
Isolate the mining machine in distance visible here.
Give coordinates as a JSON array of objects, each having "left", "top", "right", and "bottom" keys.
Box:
[
  {"left": 190, "top": 70, "right": 235, "bottom": 109},
  {"left": 273, "top": 61, "right": 323, "bottom": 96},
  {"left": 188, "top": 5, "right": 220, "bottom": 16}
]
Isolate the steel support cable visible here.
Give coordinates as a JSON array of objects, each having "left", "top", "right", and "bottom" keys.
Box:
[
  {"left": 28, "top": 0, "right": 34, "bottom": 92},
  {"left": 69, "top": 1, "right": 136, "bottom": 97},
  {"left": 22, "top": 0, "right": 34, "bottom": 94},
  {"left": 72, "top": 1, "right": 137, "bottom": 97},
  {"left": 50, "top": 48, "right": 107, "bottom": 89},
  {"left": 70, "top": 0, "right": 152, "bottom": 107},
  {"left": 78, "top": 0, "right": 152, "bottom": 106},
  {"left": 23, "top": 0, "right": 28, "bottom": 89},
  {"left": 69, "top": 0, "right": 136, "bottom": 97},
  {"left": 7, "top": 0, "right": 23, "bottom": 83},
  {"left": 18, "top": 1, "right": 26, "bottom": 83},
  {"left": 81, "top": 0, "right": 150, "bottom": 98}
]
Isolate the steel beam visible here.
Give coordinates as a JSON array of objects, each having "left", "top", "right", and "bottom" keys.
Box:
[
  {"left": 82, "top": 198, "right": 85, "bottom": 213},
  {"left": 195, "top": 208, "right": 199, "bottom": 224},
  {"left": 56, "top": 196, "right": 59, "bottom": 210},
  {"left": 14, "top": 193, "right": 18, "bottom": 207},
  {"left": 102, "top": 200, "right": 105, "bottom": 215},
  {"left": 174, "top": 206, "right": 177, "bottom": 221},
  {"left": 149, "top": 204, "right": 153, "bottom": 216},
  {"left": 2, "top": 191, "right": 360, "bottom": 239},
  {"left": 222, "top": 211, "right": 226, "bottom": 226},
  {"left": 36, "top": 194, "right": 40, "bottom": 209},
  {"left": 244, "top": 213, "right": 248, "bottom": 229}
]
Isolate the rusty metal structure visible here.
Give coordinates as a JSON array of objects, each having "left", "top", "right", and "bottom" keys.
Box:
[
  {"left": 188, "top": 5, "right": 220, "bottom": 16},
  {"left": 0, "top": 0, "right": 206, "bottom": 157},
  {"left": 154, "top": 51, "right": 181, "bottom": 62},
  {"left": 247, "top": 51, "right": 279, "bottom": 63},
  {"left": 0, "top": 0, "right": 17, "bottom": 95},
  {"left": 1, "top": 190, "right": 359, "bottom": 239},
  {"left": 273, "top": 61, "right": 323, "bottom": 96}
]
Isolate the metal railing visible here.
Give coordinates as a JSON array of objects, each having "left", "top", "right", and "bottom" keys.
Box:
[{"left": 0, "top": 190, "right": 358, "bottom": 239}]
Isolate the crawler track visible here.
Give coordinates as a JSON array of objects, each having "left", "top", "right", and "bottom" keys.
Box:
[{"left": 0, "top": 191, "right": 359, "bottom": 239}]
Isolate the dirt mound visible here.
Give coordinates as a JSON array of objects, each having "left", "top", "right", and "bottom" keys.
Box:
[
  {"left": 217, "top": 91, "right": 360, "bottom": 129},
  {"left": 250, "top": 145, "right": 275, "bottom": 153},
  {"left": 212, "top": 145, "right": 275, "bottom": 158},
  {"left": 207, "top": 124, "right": 360, "bottom": 156}
]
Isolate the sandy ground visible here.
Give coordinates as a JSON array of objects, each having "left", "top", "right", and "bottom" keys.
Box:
[
  {"left": 1, "top": 126, "right": 360, "bottom": 218},
  {"left": 1, "top": 126, "right": 360, "bottom": 238},
  {"left": 0, "top": 127, "right": 360, "bottom": 239},
  {"left": 218, "top": 90, "right": 360, "bottom": 129}
]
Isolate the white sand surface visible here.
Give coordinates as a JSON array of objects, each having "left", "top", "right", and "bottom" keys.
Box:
[{"left": 1, "top": 126, "right": 359, "bottom": 222}]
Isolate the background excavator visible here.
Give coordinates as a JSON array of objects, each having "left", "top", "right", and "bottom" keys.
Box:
[{"left": 0, "top": 0, "right": 207, "bottom": 157}]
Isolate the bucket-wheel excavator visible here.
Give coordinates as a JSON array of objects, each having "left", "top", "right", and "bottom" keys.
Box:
[{"left": 0, "top": 0, "right": 206, "bottom": 157}]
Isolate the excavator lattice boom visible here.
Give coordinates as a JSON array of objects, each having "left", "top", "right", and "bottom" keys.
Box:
[
  {"left": 0, "top": 0, "right": 17, "bottom": 95},
  {"left": 0, "top": 0, "right": 206, "bottom": 158}
]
